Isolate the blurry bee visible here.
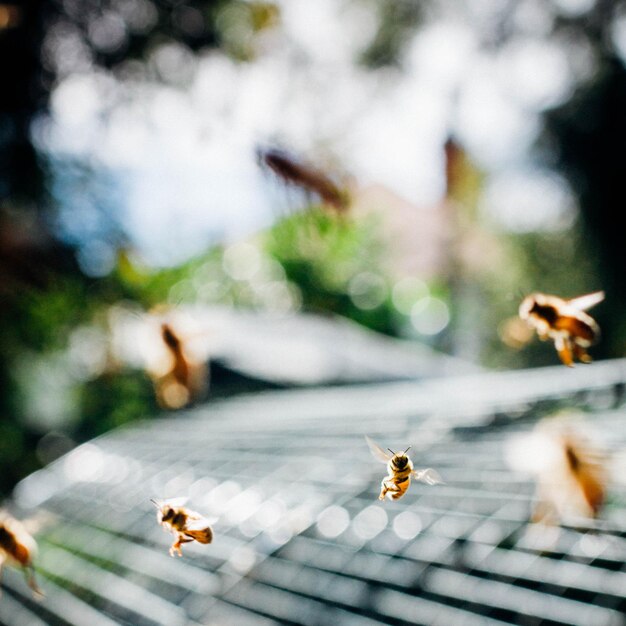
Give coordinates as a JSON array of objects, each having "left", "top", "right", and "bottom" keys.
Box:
[
  {"left": 153, "top": 323, "right": 207, "bottom": 409},
  {"left": 151, "top": 498, "right": 213, "bottom": 557},
  {"left": 509, "top": 420, "right": 608, "bottom": 525},
  {"left": 366, "top": 436, "right": 443, "bottom": 501},
  {"left": 0, "top": 512, "right": 43, "bottom": 598},
  {"left": 257, "top": 147, "right": 350, "bottom": 213},
  {"left": 162, "top": 323, "right": 190, "bottom": 387},
  {"left": 533, "top": 440, "right": 606, "bottom": 525},
  {"left": 519, "top": 291, "right": 604, "bottom": 366}
]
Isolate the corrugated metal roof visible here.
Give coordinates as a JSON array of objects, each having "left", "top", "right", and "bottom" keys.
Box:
[{"left": 3, "top": 360, "right": 626, "bottom": 625}]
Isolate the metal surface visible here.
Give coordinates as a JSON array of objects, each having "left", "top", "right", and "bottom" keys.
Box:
[{"left": 4, "top": 360, "right": 626, "bottom": 625}]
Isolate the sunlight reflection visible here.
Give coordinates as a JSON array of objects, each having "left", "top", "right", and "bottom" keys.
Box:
[
  {"left": 410, "top": 297, "right": 450, "bottom": 336},
  {"left": 316, "top": 505, "right": 349, "bottom": 538},
  {"left": 224, "top": 488, "right": 264, "bottom": 524},
  {"left": 255, "top": 498, "right": 286, "bottom": 529},
  {"left": 392, "top": 511, "right": 423, "bottom": 540},
  {"left": 352, "top": 505, "right": 388, "bottom": 540},
  {"left": 228, "top": 545, "right": 257, "bottom": 574},
  {"left": 64, "top": 444, "right": 105, "bottom": 482}
]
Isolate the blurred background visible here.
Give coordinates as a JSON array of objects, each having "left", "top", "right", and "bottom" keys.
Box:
[{"left": 2, "top": 0, "right": 626, "bottom": 499}]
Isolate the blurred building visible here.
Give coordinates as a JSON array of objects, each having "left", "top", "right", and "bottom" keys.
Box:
[
  {"left": 110, "top": 305, "right": 479, "bottom": 392},
  {"left": 2, "top": 358, "right": 626, "bottom": 625}
]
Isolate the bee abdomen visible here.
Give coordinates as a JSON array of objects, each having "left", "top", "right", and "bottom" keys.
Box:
[{"left": 556, "top": 317, "right": 596, "bottom": 343}]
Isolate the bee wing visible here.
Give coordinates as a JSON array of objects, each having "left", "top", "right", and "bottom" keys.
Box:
[
  {"left": 365, "top": 435, "right": 392, "bottom": 464},
  {"left": 412, "top": 468, "right": 445, "bottom": 486},
  {"left": 160, "top": 496, "right": 189, "bottom": 508},
  {"left": 21, "top": 511, "right": 56, "bottom": 535},
  {"left": 567, "top": 291, "right": 604, "bottom": 311},
  {"left": 181, "top": 508, "right": 205, "bottom": 521}
]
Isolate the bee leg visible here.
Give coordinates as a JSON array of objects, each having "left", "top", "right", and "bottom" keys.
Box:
[
  {"left": 168, "top": 531, "right": 179, "bottom": 557},
  {"left": 531, "top": 500, "right": 548, "bottom": 524},
  {"left": 170, "top": 535, "right": 193, "bottom": 557},
  {"left": 388, "top": 484, "right": 403, "bottom": 498},
  {"left": 25, "top": 566, "right": 43, "bottom": 599},
  {"left": 169, "top": 539, "right": 184, "bottom": 557},
  {"left": 534, "top": 319, "right": 551, "bottom": 341},
  {"left": 532, "top": 499, "right": 558, "bottom": 526},
  {"left": 537, "top": 327, "right": 550, "bottom": 342},
  {"left": 555, "top": 336, "right": 574, "bottom": 367},
  {"left": 379, "top": 479, "right": 391, "bottom": 500},
  {"left": 573, "top": 343, "right": 592, "bottom": 363}
]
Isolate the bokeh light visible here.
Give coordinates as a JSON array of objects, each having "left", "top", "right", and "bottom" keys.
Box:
[
  {"left": 410, "top": 297, "right": 450, "bottom": 336},
  {"left": 316, "top": 505, "right": 350, "bottom": 538}
]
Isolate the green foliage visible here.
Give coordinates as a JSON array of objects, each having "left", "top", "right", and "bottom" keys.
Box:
[
  {"left": 359, "top": 0, "right": 424, "bottom": 68},
  {"left": 264, "top": 208, "right": 397, "bottom": 334},
  {"left": 215, "top": 1, "right": 280, "bottom": 61},
  {"left": 77, "top": 371, "right": 158, "bottom": 439}
]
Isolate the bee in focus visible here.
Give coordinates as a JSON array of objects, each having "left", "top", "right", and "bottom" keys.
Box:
[
  {"left": 366, "top": 436, "right": 443, "bottom": 501},
  {"left": 518, "top": 291, "right": 604, "bottom": 366},
  {"left": 0, "top": 512, "right": 43, "bottom": 598},
  {"left": 257, "top": 147, "right": 350, "bottom": 213},
  {"left": 151, "top": 498, "right": 213, "bottom": 557}
]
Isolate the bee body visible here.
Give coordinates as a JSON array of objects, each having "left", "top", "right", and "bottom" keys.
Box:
[
  {"left": 149, "top": 322, "right": 207, "bottom": 409},
  {"left": 258, "top": 147, "right": 349, "bottom": 213},
  {"left": 381, "top": 455, "right": 414, "bottom": 500},
  {"left": 152, "top": 499, "right": 213, "bottom": 557},
  {"left": 519, "top": 292, "right": 604, "bottom": 366},
  {"left": 527, "top": 422, "right": 607, "bottom": 525},
  {"left": 366, "top": 436, "right": 443, "bottom": 501},
  {"left": 161, "top": 323, "right": 190, "bottom": 387},
  {"left": 0, "top": 513, "right": 42, "bottom": 598}
]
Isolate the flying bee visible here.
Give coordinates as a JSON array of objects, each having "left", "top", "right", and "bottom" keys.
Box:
[
  {"left": 257, "top": 146, "right": 350, "bottom": 213},
  {"left": 161, "top": 323, "right": 190, "bottom": 387},
  {"left": 150, "top": 322, "right": 208, "bottom": 410},
  {"left": 532, "top": 434, "right": 607, "bottom": 524},
  {"left": 507, "top": 418, "right": 607, "bottom": 525},
  {"left": 0, "top": 512, "right": 43, "bottom": 598},
  {"left": 151, "top": 498, "right": 213, "bottom": 557},
  {"left": 366, "top": 436, "right": 443, "bottom": 501},
  {"left": 518, "top": 291, "right": 604, "bottom": 367}
]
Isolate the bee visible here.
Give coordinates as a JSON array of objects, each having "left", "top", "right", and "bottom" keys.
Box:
[
  {"left": 528, "top": 421, "right": 606, "bottom": 525},
  {"left": 161, "top": 323, "right": 190, "bottom": 387},
  {"left": 151, "top": 498, "right": 213, "bottom": 557},
  {"left": 366, "top": 436, "right": 443, "bottom": 501},
  {"left": 0, "top": 512, "right": 43, "bottom": 598},
  {"left": 152, "top": 323, "right": 207, "bottom": 409},
  {"left": 257, "top": 147, "right": 350, "bottom": 213},
  {"left": 518, "top": 291, "right": 604, "bottom": 366}
]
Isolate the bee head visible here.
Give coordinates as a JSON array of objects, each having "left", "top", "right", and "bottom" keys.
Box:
[
  {"left": 391, "top": 446, "right": 411, "bottom": 468},
  {"left": 151, "top": 499, "right": 175, "bottom": 522},
  {"left": 394, "top": 454, "right": 409, "bottom": 468},
  {"left": 160, "top": 505, "right": 175, "bottom": 522}
]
